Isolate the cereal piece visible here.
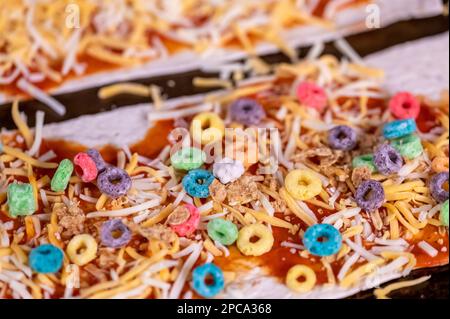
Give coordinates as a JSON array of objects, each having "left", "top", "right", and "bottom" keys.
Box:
[
  {"left": 355, "top": 180, "right": 385, "bottom": 212},
  {"left": 303, "top": 224, "right": 342, "bottom": 257},
  {"left": 383, "top": 119, "right": 416, "bottom": 139},
  {"left": 212, "top": 157, "right": 245, "bottom": 184},
  {"left": 328, "top": 125, "right": 357, "bottom": 151},
  {"left": 391, "top": 134, "right": 423, "bottom": 159},
  {"left": 55, "top": 201, "right": 85, "bottom": 239},
  {"left": 351, "top": 166, "right": 372, "bottom": 188},
  {"left": 440, "top": 199, "right": 449, "bottom": 227},
  {"left": 237, "top": 224, "right": 274, "bottom": 256},
  {"left": 67, "top": 234, "right": 98, "bottom": 266},
  {"left": 170, "top": 147, "right": 206, "bottom": 171},
  {"left": 229, "top": 98, "right": 266, "bottom": 126},
  {"left": 74, "top": 152, "right": 98, "bottom": 182},
  {"left": 296, "top": 81, "right": 327, "bottom": 112},
  {"left": 430, "top": 172, "right": 449, "bottom": 203},
  {"left": 192, "top": 263, "right": 224, "bottom": 298},
  {"left": 431, "top": 156, "right": 449, "bottom": 173},
  {"left": 374, "top": 144, "right": 403, "bottom": 175},
  {"left": 138, "top": 224, "right": 177, "bottom": 246},
  {"left": 226, "top": 175, "right": 259, "bottom": 206},
  {"left": 207, "top": 218, "right": 238, "bottom": 246},
  {"left": 51, "top": 159, "right": 74, "bottom": 192},
  {"left": 169, "top": 204, "right": 200, "bottom": 237},
  {"left": 285, "top": 169, "right": 322, "bottom": 200},
  {"left": 86, "top": 149, "right": 107, "bottom": 173},
  {"left": 286, "top": 265, "right": 317, "bottom": 293},
  {"left": 182, "top": 169, "right": 215, "bottom": 198},
  {"left": 352, "top": 154, "right": 376, "bottom": 173},
  {"left": 97, "top": 166, "right": 132, "bottom": 198},
  {"left": 100, "top": 219, "right": 132, "bottom": 248},
  {"left": 190, "top": 112, "right": 225, "bottom": 145},
  {"left": 7, "top": 183, "right": 36, "bottom": 217},
  {"left": 208, "top": 179, "right": 227, "bottom": 203},
  {"left": 389, "top": 92, "right": 421, "bottom": 120},
  {"left": 29, "top": 244, "right": 64, "bottom": 274}
]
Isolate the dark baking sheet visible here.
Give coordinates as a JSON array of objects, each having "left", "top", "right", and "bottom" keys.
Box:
[{"left": 0, "top": 13, "right": 449, "bottom": 299}]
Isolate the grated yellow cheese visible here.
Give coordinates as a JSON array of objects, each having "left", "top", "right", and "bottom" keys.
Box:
[
  {"left": 11, "top": 100, "right": 33, "bottom": 148},
  {"left": 374, "top": 275, "right": 430, "bottom": 299},
  {"left": 98, "top": 83, "right": 151, "bottom": 99}
]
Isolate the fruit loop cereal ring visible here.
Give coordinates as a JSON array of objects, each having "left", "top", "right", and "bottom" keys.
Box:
[
  {"left": 29, "top": 244, "right": 64, "bottom": 274},
  {"left": 51, "top": 159, "right": 74, "bottom": 192},
  {"left": 285, "top": 169, "right": 322, "bottom": 200},
  {"left": 229, "top": 98, "right": 266, "bottom": 126},
  {"left": 389, "top": 92, "right": 421, "bottom": 120},
  {"left": 168, "top": 204, "right": 200, "bottom": 237},
  {"left": 430, "top": 172, "right": 449, "bottom": 203},
  {"left": 285, "top": 265, "right": 317, "bottom": 293},
  {"left": 296, "top": 81, "right": 327, "bottom": 112},
  {"left": 207, "top": 218, "right": 239, "bottom": 246},
  {"left": 383, "top": 119, "right": 416, "bottom": 139},
  {"left": 7, "top": 183, "right": 36, "bottom": 217},
  {"left": 355, "top": 179, "right": 385, "bottom": 212},
  {"left": 182, "top": 169, "right": 215, "bottom": 198},
  {"left": 86, "top": 149, "right": 107, "bottom": 173},
  {"left": 237, "top": 224, "right": 274, "bottom": 256},
  {"left": 328, "top": 125, "right": 358, "bottom": 151},
  {"left": 66, "top": 234, "right": 98, "bottom": 266},
  {"left": 190, "top": 112, "right": 225, "bottom": 145},
  {"left": 391, "top": 134, "right": 423, "bottom": 160},
  {"left": 440, "top": 199, "right": 449, "bottom": 227},
  {"left": 74, "top": 152, "right": 98, "bottom": 182},
  {"left": 170, "top": 147, "right": 206, "bottom": 171},
  {"left": 431, "top": 156, "right": 449, "bottom": 173},
  {"left": 100, "top": 219, "right": 132, "bottom": 248},
  {"left": 352, "top": 154, "right": 376, "bottom": 173},
  {"left": 192, "top": 263, "right": 225, "bottom": 298},
  {"left": 374, "top": 144, "right": 404, "bottom": 175},
  {"left": 212, "top": 157, "right": 245, "bottom": 184},
  {"left": 97, "top": 166, "right": 132, "bottom": 198},
  {"left": 303, "top": 223, "right": 342, "bottom": 257}
]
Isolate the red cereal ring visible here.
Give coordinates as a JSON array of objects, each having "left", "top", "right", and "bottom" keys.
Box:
[
  {"left": 74, "top": 152, "right": 98, "bottom": 183},
  {"left": 388, "top": 92, "right": 421, "bottom": 120},
  {"left": 296, "top": 81, "right": 327, "bottom": 112},
  {"left": 169, "top": 204, "right": 200, "bottom": 237}
]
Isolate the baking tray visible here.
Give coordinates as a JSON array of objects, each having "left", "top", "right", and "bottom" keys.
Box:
[{"left": 0, "top": 13, "right": 448, "bottom": 299}]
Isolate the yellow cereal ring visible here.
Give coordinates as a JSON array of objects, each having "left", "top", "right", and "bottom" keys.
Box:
[
  {"left": 285, "top": 265, "right": 317, "bottom": 293},
  {"left": 431, "top": 156, "right": 449, "bottom": 173},
  {"left": 236, "top": 224, "right": 274, "bottom": 256},
  {"left": 190, "top": 112, "right": 225, "bottom": 145},
  {"left": 285, "top": 169, "right": 322, "bottom": 200},
  {"left": 66, "top": 234, "right": 98, "bottom": 266}
]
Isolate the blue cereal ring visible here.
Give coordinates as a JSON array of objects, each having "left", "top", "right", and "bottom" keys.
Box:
[
  {"left": 182, "top": 169, "right": 215, "bottom": 198},
  {"left": 192, "top": 263, "right": 225, "bottom": 298},
  {"left": 29, "top": 244, "right": 64, "bottom": 274},
  {"left": 303, "top": 224, "right": 342, "bottom": 257},
  {"left": 383, "top": 119, "right": 416, "bottom": 139}
]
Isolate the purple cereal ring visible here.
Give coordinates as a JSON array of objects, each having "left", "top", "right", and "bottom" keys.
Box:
[
  {"left": 355, "top": 180, "right": 385, "bottom": 212},
  {"left": 430, "top": 172, "right": 449, "bottom": 203},
  {"left": 373, "top": 144, "right": 403, "bottom": 175},
  {"left": 86, "top": 149, "right": 107, "bottom": 173},
  {"left": 97, "top": 166, "right": 132, "bottom": 198},
  {"left": 328, "top": 125, "right": 357, "bottom": 151},
  {"left": 100, "top": 219, "right": 132, "bottom": 248},
  {"left": 230, "top": 98, "right": 266, "bottom": 126}
]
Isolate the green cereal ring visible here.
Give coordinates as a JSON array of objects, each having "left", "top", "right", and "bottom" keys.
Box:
[
  {"left": 440, "top": 199, "right": 449, "bottom": 227},
  {"left": 7, "top": 183, "right": 36, "bottom": 217},
  {"left": 352, "top": 154, "right": 376, "bottom": 173},
  {"left": 171, "top": 147, "right": 206, "bottom": 171},
  {"left": 391, "top": 134, "right": 423, "bottom": 160},
  {"left": 207, "top": 218, "right": 239, "bottom": 246},
  {"left": 51, "top": 159, "right": 74, "bottom": 192}
]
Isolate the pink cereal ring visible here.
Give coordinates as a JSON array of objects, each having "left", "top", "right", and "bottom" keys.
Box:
[
  {"left": 389, "top": 92, "right": 421, "bottom": 120},
  {"left": 74, "top": 152, "right": 98, "bottom": 183},
  {"left": 170, "top": 204, "right": 200, "bottom": 237},
  {"left": 296, "top": 81, "right": 327, "bottom": 112}
]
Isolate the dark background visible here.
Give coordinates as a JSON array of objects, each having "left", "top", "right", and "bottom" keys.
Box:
[{"left": 0, "top": 6, "right": 449, "bottom": 299}]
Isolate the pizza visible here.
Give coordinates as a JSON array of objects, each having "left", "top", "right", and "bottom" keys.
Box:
[
  {"left": 0, "top": 0, "right": 444, "bottom": 109},
  {"left": 0, "top": 37, "right": 448, "bottom": 299}
]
